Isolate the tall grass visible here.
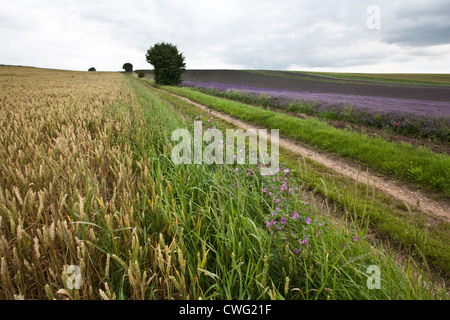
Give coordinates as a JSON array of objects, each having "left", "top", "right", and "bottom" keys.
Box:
[{"left": 0, "top": 67, "right": 445, "bottom": 300}]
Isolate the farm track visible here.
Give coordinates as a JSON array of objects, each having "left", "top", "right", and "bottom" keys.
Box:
[{"left": 162, "top": 90, "right": 450, "bottom": 223}]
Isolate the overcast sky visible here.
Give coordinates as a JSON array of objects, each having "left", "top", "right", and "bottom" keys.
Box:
[{"left": 1, "top": 0, "right": 450, "bottom": 72}]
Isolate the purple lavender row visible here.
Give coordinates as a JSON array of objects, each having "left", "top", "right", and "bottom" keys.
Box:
[{"left": 182, "top": 81, "right": 450, "bottom": 140}]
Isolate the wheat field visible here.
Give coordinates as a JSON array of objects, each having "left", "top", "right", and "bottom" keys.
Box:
[{"left": 0, "top": 67, "right": 156, "bottom": 299}]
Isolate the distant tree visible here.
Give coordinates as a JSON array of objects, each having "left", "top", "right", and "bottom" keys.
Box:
[
  {"left": 122, "top": 63, "right": 133, "bottom": 72},
  {"left": 88, "top": 67, "right": 96, "bottom": 72},
  {"left": 138, "top": 71, "right": 145, "bottom": 78},
  {"left": 145, "top": 42, "right": 186, "bottom": 85}
]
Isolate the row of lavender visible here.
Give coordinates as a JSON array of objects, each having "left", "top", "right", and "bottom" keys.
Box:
[{"left": 182, "top": 81, "right": 450, "bottom": 141}]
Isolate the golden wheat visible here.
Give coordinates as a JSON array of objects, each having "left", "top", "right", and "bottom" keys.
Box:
[{"left": 0, "top": 66, "right": 186, "bottom": 299}]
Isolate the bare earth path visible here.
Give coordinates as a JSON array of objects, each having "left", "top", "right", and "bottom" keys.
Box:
[{"left": 164, "top": 90, "right": 450, "bottom": 223}]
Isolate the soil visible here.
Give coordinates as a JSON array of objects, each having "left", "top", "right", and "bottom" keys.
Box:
[
  {"left": 166, "top": 91, "right": 450, "bottom": 223},
  {"left": 181, "top": 70, "right": 450, "bottom": 101}
]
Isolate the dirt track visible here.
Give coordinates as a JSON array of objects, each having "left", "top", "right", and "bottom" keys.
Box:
[{"left": 165, "top": 90, "right": 450, "bottom": 223}]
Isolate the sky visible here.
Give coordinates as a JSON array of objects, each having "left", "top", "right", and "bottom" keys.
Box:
[{"left": 1, "top": 0, "right": 450, "bottom": 73}]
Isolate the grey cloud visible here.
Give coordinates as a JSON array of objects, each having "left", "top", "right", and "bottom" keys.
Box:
[
  {"left": 383, "top": 23, "right": 450, "bottom": 47},
  {"left": 0, "top": 0, "right": 449, "bottom": 72},
  {"left": 216, "top": 1, "right": 385, "bottom": 69},
  {"left": 380, "top": 0, "right": 450, "bottom": 46}
]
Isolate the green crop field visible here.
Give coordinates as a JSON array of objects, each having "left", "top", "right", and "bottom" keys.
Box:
[{"left": 293, "top": 71, "right": 450, "bottom": 86}]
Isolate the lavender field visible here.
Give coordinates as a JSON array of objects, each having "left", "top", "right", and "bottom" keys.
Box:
[{"left": 182, "top": 80, "right": 450, "bottom": 141}]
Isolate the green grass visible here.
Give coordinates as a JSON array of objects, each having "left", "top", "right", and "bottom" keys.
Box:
[
  {"left": 151, "top": 83, "right": 450, "bottom": 198},
  {"left": 126, "top": 77, "right": 448, "bottom": 299}
]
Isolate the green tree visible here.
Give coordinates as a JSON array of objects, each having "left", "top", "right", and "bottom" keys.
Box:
[
  {"left": 145, "top": 42, "right": 186, "bottom": 85},
  {"left": 88, "top": 67, "right": 96, "bottom": 72},
  {"left": 122, "top": 63, "right": 133, "bottom": 72}
]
